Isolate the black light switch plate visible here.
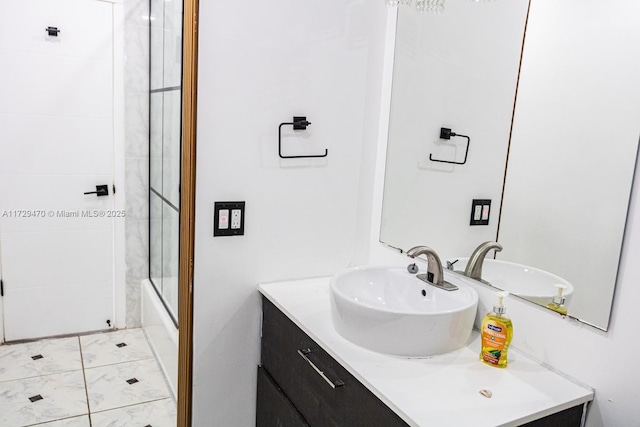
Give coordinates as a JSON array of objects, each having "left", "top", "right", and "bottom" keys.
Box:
[
  {"left": 470, "top": 199, "right": 491, "bottom": 226},
  {"left": 214, "top": 201, "right": 245, "bottom": 237}
]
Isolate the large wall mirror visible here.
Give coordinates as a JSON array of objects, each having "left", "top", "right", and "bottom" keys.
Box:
[{"left": 380, "top": 0, "right": 640, "bottom": 330}]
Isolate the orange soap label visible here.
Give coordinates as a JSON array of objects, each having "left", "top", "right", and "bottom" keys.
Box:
[{"left": 481, "top": 320, "right": 507, "bottom": 365}]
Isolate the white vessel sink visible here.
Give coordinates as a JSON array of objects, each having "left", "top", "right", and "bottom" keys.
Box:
[
  {"left": 329, "top": 266, "right": 478, "bottom": 357},
  {"left": 451, "top": 258, "right": 574, "bottom": 305}
]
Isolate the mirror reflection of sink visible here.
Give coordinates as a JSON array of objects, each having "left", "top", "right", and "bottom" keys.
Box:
[
  {"left": 329, "top": 266, "right": 478, "bottom": 357},
  {"left": 451, "top": 258, "right": 574, "bottom": 305}
]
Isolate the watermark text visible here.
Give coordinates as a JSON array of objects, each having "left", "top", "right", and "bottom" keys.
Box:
[{"left": 2, "top": 209, "right": 126, "bottom": 219}]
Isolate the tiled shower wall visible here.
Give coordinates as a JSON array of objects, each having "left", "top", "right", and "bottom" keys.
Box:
[{"left": 124, "top": 0, "right": 151, "bottom": 327}]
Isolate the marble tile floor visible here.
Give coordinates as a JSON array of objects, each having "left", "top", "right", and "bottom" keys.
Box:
[{"left": 0, "top": 329, "right": 176, "bottom": 427}]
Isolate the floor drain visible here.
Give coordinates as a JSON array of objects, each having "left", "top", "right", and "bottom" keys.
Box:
[
  {"left": 421, "top": 289, "right": 427, "bottom": 297},
  {"left": 29, "top": 395, "right": 44, "bottom": 403},
  {"left": 31, "top": 354, "right": 44, "bottom": 360}
]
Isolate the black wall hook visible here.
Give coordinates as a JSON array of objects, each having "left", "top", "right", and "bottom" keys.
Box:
[
  {"left": 46, "top": 27, "right": 60, "bottom": 37},
  {"left": 278, "top": 116, "right": 328, "bottom": 159},
  {"left": 429, "top": 127, "right": 471, "bottom": 165}
]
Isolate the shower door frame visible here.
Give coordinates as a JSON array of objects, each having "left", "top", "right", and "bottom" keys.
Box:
[{"left": 176, "top": 0, "right": 198, "bottom": 425}]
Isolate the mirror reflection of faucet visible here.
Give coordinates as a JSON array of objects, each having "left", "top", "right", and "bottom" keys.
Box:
[
  {"left": 406, "top": 245, "right": 458, "bottom": 291},
  {"left": 448, "top": 255, "right": 575, "bottom": 306},
  {"left": 464, "top": 241, "right": 503, "bottom": 281}
]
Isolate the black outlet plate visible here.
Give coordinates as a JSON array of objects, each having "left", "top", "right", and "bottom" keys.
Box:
[
  {"left": 470, "top": 199, "right": 491, "bottom": 226},
  {"left": 214, "top": 201, "right": 246, "bottom": 237}
]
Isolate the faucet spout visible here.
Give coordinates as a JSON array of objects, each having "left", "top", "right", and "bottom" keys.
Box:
[
  {"left": 406, "top": 245, "right": 458, "bottom": 290},
  {"left": 464, "top": 241, "right": 503, "bottom": 281},
  {"left": 406, "top": 245, "right": 444, "bottom": 286}
]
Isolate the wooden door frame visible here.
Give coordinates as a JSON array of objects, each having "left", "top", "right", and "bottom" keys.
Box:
[{"left": 178, "top": 0, "right": 199, "bottom": 425}]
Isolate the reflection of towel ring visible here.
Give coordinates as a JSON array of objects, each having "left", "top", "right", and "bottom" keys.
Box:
[
  {"left": 429, "top": 127, "right": 470, "bottom": 165},
  {"left": 278, "top": 116, "right": 328, "bottom": 159}
]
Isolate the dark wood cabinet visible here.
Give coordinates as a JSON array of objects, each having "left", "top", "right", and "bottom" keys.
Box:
[
  {"left": 256, "top": 366, "right": 309, "bottom": 427},
  {"left": 521, "top": 404, "right": 585, "bottom": 427},
  {"left": 258, "top": 297, "right": 408, "bottom": 427},
  {"left": 258, "top": 295, "right": 587, "bottom": 427}
]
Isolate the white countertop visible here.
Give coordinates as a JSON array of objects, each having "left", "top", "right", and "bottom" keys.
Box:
[{"left": 258, "top": 277, "right": 594, "bottom": 427}]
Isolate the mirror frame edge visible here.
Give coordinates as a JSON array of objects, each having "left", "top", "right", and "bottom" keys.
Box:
[{"left": 495, "top": 0, "right": 532, "bottom": 247}]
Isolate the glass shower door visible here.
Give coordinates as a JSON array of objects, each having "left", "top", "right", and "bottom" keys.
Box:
[{"left": 149, "top": 0, "right": 183, "bottom": 324}]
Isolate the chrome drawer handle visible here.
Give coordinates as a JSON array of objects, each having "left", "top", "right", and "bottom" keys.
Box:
[{"left": 297, "top": 348, "right": 345, "bottom": 389}]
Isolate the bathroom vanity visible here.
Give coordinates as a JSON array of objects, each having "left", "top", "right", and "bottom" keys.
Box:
[{"left": 257, "top": 278, "right": 593, "bottom": 427}]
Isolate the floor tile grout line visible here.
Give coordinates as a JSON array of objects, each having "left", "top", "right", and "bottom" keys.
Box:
[
  {"left": 24, "top": 414, "right": 89, "bottom": 427},
  {"left": 0, "top": 368, "right": 85, "bottom": 385},
  {"left": 82, "top": 355, "right": 156, "bottom": 371},
  {"left": 90, "top": 396, "right": 174, "bottom": 415},
  {"left": 77, "top": 336, "right": 93, "bottom": 427}
]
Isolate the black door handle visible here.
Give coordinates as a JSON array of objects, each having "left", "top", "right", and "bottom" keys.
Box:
[{"left": 84, "top": 185, "right": 109, "bottom": 197}]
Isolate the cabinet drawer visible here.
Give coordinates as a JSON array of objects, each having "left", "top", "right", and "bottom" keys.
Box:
[
  {"left": 257, "top": 366, "right": 310, "bottom": 427},
  {"left": 261, "top": 297, "right": 408, "bottom": 427}
]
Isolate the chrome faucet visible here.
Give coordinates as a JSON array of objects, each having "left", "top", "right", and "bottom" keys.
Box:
[
  {"left": 406, "top": 246, "right": 458, "bottom": 291},
  {"left": 464, "top": 241, "right": 503, "bottom": 281}
]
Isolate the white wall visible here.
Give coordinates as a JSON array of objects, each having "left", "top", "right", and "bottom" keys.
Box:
[
  {"left": 352, "top": 5, "right": 396, "bottom": 266},
  {"left": 192, "top": 1, "right": 389, "bottom": 425},
  {"left": 367, "top": 4, "right": 640, "bottom": 426}
]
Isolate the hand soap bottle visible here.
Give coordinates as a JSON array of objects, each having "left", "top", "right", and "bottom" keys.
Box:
[
  {"left": 480, "top": 292, "right": 513, "bottom": 368},
  {"left": 547, "top": 284, "right": 568, "bottom": 315}
]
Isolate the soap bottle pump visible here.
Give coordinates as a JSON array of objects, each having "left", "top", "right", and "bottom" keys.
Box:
[
  {"left": 547, "top": 284, "right": 568, "bottom": 315},
  {"left": 480, "top": 291, "right": 513, "bottom": 368}
]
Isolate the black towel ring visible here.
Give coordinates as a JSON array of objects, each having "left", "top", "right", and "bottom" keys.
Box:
[
  {"left": 429, "top": 127, "right": 470, "bottom": 165},
  {"left": 278, "top": 116, "right": 328, "bottom": 159}
]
